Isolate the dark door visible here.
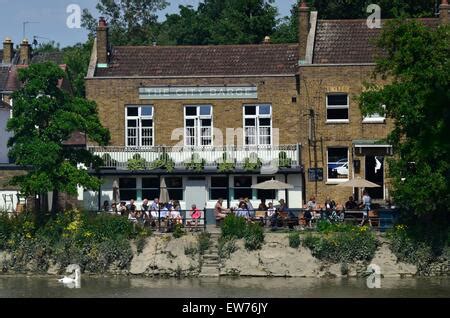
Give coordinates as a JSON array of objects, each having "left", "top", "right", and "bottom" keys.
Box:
[{"left": 365, "top": 156, "right": 384, "bottom": 199}]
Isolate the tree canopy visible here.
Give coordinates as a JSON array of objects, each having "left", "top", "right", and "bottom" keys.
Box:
[
  {"left": 162, "top": 0, "right": 278, "bottom": 45},
  {"left": 82, "top": 0, "right": 169, "bottom": 45},
  {"left": 7, "top": 62, "right": 110, "bottom": 213},
  {"left": 359, "top": 20, "right": 449, "bottom": 226}
]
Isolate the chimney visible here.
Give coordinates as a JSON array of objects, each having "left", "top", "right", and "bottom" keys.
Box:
[
  {"left": 298, "top": 1, "right": 310, "bottom": 63},
  {"left": 96, "top": 17, "right": 109, "bottom": 67},
  {"left": 440, "top": 0, "right": 449, "bottom": 24},
  {"left": 20, "top": 38, "right": 31, "bottom": 65},
  {"left": 3, "top": 37, "right": 13, "bottom": 64},
  {"left": 263, "top": 36, "right": 271, "bottom": 44}
]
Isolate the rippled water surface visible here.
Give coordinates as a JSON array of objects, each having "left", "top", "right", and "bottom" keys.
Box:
[{"left": 0, "top": 276, "right": 449, "bottom": 298}]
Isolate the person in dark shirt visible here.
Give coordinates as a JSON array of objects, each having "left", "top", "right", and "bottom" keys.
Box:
[{"left": 345, "top": 196, "right": 358, "bottom": 210}]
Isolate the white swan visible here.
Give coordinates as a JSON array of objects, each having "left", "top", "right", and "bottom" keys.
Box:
[{"left": 58, "top": 264, "right": 81, "bottom": 287}]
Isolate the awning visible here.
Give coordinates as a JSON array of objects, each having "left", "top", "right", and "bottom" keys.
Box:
[{"left": 353, "top": 140, "right": 393, "bottom": 156}]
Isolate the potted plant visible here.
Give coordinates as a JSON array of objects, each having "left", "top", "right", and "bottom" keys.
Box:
[
  {"left": 150, "top": 152, "right": 175, "bottom": 173},
  {"left": 278, "top": 151, "right": 292, "bottom": 168},
  {"left": 127, "top": 154, "right": 146, "bottom": 171},
  {"left": 185, "top": 153, "right": 206, "bottom": 172},
  {"left": 217, "top": 153, "right": 235, "bottom": 173},
  {"left": 243, "top": 153, "right": 262, "bottom": 171}
]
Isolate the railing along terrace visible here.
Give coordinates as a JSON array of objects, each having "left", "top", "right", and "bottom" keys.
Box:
[{"left": 89, "top": 145, "right": 300, "bottom": 170}]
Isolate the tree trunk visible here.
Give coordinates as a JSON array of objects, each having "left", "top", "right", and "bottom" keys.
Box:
[{"left": 51, "top": 189, "right": 59, "bottom": 218}]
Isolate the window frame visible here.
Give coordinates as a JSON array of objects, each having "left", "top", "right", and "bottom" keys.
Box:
[
  {"left": 326, "top": 94, "right": 349, "bottom": 123},
  {"left": 326, "top": 147, "right": 350, "bottom": 183},
  {"left": 232, "top": 176, "right": 254, "bottom": 200},
  {"left": 243, "top": 104, "right": 273, "bottom": 146},
  {"left": 209, "top": 176, "right": 228, "bottom": 201},
  {"left": 184, "top": 105, "right": 214, "bottom": 147},
  {"left": 125, "top": 105, "right": 155, "bottom": 147},
  {"left": 165, "top": 176, "right": 184, "bottom": 201},
  {"left": 119, "top": 178, "right": 138, "bottom": 201}
]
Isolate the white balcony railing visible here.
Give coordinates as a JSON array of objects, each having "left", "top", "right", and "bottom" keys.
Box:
[{"left": 89, "top": 144, "right": 301, "bottom": 170}]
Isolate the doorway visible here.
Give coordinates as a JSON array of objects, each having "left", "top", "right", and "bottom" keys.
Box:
[{"left": 365, "top": 156, "right": 384, "bottom": 199}]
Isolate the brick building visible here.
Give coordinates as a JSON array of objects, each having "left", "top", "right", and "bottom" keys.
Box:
[{"left": 85, "top": 1, "right": 448, "bottom": 212}]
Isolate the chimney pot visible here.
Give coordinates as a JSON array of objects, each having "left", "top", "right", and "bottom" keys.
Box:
[
  {"left": 3, "top": 37, "right": 14, "bottom": 64},
  {"left": 20, "top": 38, "right": 31, "bottom": 65}
]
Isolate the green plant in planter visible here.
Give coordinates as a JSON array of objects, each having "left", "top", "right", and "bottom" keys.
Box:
[
  {"left": 217, "top": 153, "right": 235, "bottom": 173},
  {"left": 278, "top": 151, "right": 292, "bottom": 168},
  {"left": 185, "top": 153, "right": 206, "bottom": 172},
  {"left": 243, "top": 153, "right": 262, "bottom": 171},
  {"left": 150, "top": 153, "right": 175, "bottom": 173},
  {"left": 127, "top": 154, "right": 146, "bottom": 171},
  {"left": 101, "top": 153, "right": 117, "bottom": 167}
]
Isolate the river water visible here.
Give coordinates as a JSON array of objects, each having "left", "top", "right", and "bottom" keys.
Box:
[{"left": 0, "top": 276, "right": 449, "bottom": 298}]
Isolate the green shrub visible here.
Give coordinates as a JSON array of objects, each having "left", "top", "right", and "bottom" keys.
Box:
[
  {"left": 185, "top": 153, "right": 206, "bottom": 172},
  {"left": 244, "top": 223, "right": 264, "bottom": 251},
  {"left": 278, "top": 151, "right": 292, "bottom": 168},
  {"left": 218, "top": 237, "right": 237, "bottom": 259},
  {"left": 387, "top": 225, "right": 434, "bottom": 274},
  {"left": 150, "top": 153, "right": 175, "bottom": 172},
  {"left": 316, "top": 220, "right": 355, "bottom": 234},
  {"left": 288, "top": 232, "right": 301, "bottom": 248},
  {"left": 303, "top": 226, "right": 378, "bottom": 263},
  {"left": 243, "top": 153, "right": 262, "bottom": 171},
  {"left": 217, "top": 153, "right": 235, "bottom": 173},
  {"left": 221, "top": 214, "right": 247, "bottom": 239},
  {"left": 198, "top": 232, "right": 211, "bottom": 255},
  {"left": 173, "top": 224, "right": 185, "bottom": 239},
  {"left": 184, "top": 245, "right": 198, "bottom": 256},
  {"left": 127, "top": 154, "right": 147, "bottom": 171}
]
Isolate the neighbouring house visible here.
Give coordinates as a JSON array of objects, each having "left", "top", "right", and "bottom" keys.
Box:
[
  {"left": 84, "top": 1, "right": 448, "bottom": 215},
  {"left": 0, "top": 37, "right": 80, "bottom": 211}
]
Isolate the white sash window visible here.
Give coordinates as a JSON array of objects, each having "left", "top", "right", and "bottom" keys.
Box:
[
  {"left": 126, "top": 106, "right": 154, "bottom": 147},
  {"left": 184, "top": 106, "right": 213, "bottom": 147},
  {"left": 244, "top": 104, "right": 272, "bottom": 146}
]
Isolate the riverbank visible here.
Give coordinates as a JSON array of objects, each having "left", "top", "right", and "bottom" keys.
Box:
[{"left": 1, "top": 232, "right": 448, "bottom": 278}]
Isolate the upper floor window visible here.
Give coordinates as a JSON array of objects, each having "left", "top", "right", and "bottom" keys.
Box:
[
  {"left": 244, "top": 104, "right": 272, "bottom": 146},
  {"left": 327, "top": 94, "right": 349, "bottom": 123},
  {"left": 126, "top": 106, "right": 154, "bottom": 147},
  {"left": 363, "top": 104, "right": 386, "bottom": 123},
  {"left": 185, "top": 105, "right": 213, "bottom": 147}
]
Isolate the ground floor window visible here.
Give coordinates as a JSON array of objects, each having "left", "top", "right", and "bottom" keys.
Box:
[
  {"left": 327, "top": 148, "right": 349, "bottom": 181},
  {"left": 256, "top": 176, "right": 276, "bottom": 200},
  {"left": 233, "top": 176, "right": 253, "bottom": 199},
  {"left": 119, "top": 178, "right": 137, "bottom": 201},
  {"left": 210, "top": 177, "right": 228, "bottom": 200},
  {"left": 166, "top": 177, "right": 184, "bottom": 200},
  {"left": 142, "top": 177, "right": 160, "bottom": 201}
]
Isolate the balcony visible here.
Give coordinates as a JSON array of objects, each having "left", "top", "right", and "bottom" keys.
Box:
[{"left": 89, "top": 144, "right": 301, "bottom": 171}]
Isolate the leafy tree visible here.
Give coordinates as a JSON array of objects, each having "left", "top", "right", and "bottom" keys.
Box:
[
  {"left": 62, "top": 40, "right": 94, "bottom": 97},
  {"left": 7, "top": 62, "right": 110, "bottom": 215},
  {"left": 82, "top": 0, "right": 169, "bottom": 45},
  {"left": 359, "top": 20, "right": 449, "bottom": 237},
  {"left": 273, "top": 0, "right": 437, "bottom": 43},
  {"left": 162, "top": 0, "right": 278, "bottom": 45}
]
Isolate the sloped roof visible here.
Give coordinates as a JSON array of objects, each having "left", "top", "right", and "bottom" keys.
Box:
[
  {"left": 94, "top": 44, "right": 300, "bottom": 77},
  {"left": 313, "top": 18, "right": 440, "bottom": 64},
  {"left": 31, "top": 51, "right": 65, "bottom": 64},
  {"left": 0, "top": 66, "right": 10, "bottom": 91}
]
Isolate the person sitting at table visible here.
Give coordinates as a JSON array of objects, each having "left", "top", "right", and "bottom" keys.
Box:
[
  {"left": 102, "top": 200, "right": 110, "bottom": 212},
  {"left": 110, "top": 202, "right": 118, "bottom": 214},
  {"left": 190, "top": 204, "right": 202, "bottom": 231},
  {"left": 118, "top": 201, "right": 127, "bottom": 216},
  {"left": 244, "top": 198, "right": 255, "bottom": 218},
  {"left": 323, "top": 197, "right": 336, "bottom": 218},
  {"left": 303, "top": 209, "right": 313, "bottom": 228},
  {"left": 126, "top": 199, "right": 137, "bottom": 214},
  {"left": 215, "top": 199, "right": 229, "bottom": 221},
  {"left": 235, "top": 201, "right": 250, "bottom": 220},
  {"left": 258, "top": 199, "right": 268, "bottom": 211},
  {"left": 306, "top": 196, "right": 317, "bottom": 211},
  {"left": 345, "top": 196, "right": 358, "bottom": 210}
]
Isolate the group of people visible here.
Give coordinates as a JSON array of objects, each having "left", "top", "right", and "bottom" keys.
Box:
[
  {"left": 102, "top": 198, "right": 203, "bottom": 231},
  {"left": 304, "top": 190, "right": 372, "bottom": 227},
  {"left": 214, "top": 197, "right": 297, "bottom": 229}
]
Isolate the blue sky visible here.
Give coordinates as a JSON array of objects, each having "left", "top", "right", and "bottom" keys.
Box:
[{"left": 0, "top": 0, "right": 297, "bottom": 48}]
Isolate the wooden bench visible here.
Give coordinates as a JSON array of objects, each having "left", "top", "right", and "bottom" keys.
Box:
[{"left": 185, "top": 210, "right": 206, "bottom": 232}]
